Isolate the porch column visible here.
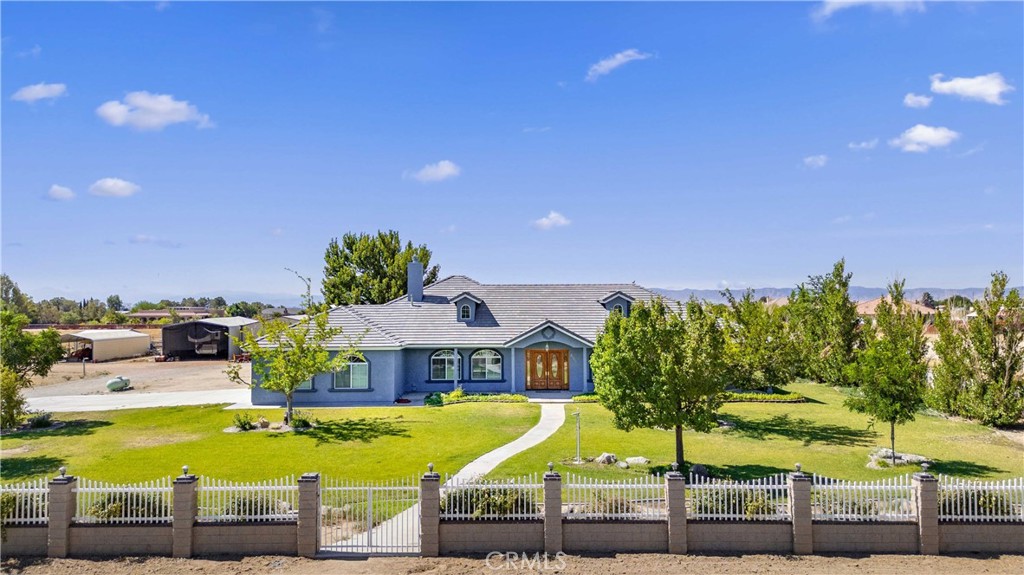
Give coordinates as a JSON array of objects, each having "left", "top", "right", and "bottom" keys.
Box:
[{"left": 509, "top": 347, "right": 516, "bottom": 393}]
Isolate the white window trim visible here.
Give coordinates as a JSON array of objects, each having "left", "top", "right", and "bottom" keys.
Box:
[
  {"left": 431, "top": 350, "right": 460, "bottom": 381},
  {"left": 333, "top": 361, "right": 369, "bottom": 390},
  {"left": 471, "top": 349, "right": 502, "bottom": 381},
  {"left": 460, "top": 304, "right": 471, "bottom": 320}
]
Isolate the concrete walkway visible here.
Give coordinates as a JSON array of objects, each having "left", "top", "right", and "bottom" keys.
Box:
[{"left": 26, "top": 389, "right": 252, "bottom": 412}]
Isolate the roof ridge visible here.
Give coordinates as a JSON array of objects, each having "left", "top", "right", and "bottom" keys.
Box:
[{"left": 340, "top": 306, "right": 403, "bottom": 346}]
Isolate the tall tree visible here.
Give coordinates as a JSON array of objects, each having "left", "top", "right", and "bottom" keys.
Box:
[
  {"left": 227, "top": 274, "right": 359, "bottom": 424},
  {"left": 786, "top": 259, "right": 861, "bottom": 386},
  {"left": 929, "top": 272, "right": 1024, "bottom": 426},
  {"left": 722, "top": 289, "right": 797, "bottom": 391},
  {"left": 0, "top": 311, "right": 64, "bottom": 380},
  {"left": 591, "top": 298, "right": 730, "bottom": 467},
  {"left": 322, "top": 230, "right": 439, "bottom": 306},
  {"left": 844, "top": 280, "right": 928, "bottom": 465},
  {"left": 106, "top": 294, "right": 124, "bottom": 312},
  {"left": 0, "top": 274, "right": 36, "bottom": 321},
  {"left": 919, "top": 292, "right": 936, "bottom": 309}
]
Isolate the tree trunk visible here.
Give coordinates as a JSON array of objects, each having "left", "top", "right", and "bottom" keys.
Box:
[
  {"left": 890, "top": 421, "right": 896, "bottom": 467},
  {"left": 285, "top": 393, "right": 294, "bottom": 426},
  {"left": 675, "top": 424, "right": 684, "bottom": 470}
]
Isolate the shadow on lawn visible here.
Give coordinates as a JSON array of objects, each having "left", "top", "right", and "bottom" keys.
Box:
[
  {"left": 727, "top": 413, "right": 876, "bottom": 447},
  {"left": 0, "top": 455, "right": 67, "bottom": 481},
  {"left": 927, "top": 460, "right": 1003, "bottom": 478},
  {"left": 3, "top": 419, "right": 113, "bottom": 441},
  {"left": 288, "top": 416, "right": 411, "bottom": 446}
]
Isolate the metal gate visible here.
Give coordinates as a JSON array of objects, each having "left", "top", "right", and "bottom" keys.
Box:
[{"left": 320, "top": 477, "right": 420, "bottom": 555}]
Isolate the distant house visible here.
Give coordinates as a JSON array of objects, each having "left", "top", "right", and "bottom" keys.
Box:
[
  {"left": 260, "top": 307, "right": 304, "bottom": 320},
  {"left": 251, "top": 260, "right": 665, "bottom": 406},
  {"left": 61, "top": 329, "right": 151, "bottom": 362},
  {"left": 856, "top": 297, "right": 936, "bottom": 322},
  {"left": 128, "top": 307, "right": 222, "bottom": 322}
]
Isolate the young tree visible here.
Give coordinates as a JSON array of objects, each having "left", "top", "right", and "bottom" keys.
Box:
[
  {"left": 929, "top": 272, "right": 1023, "bottom": 426},
  {"left": 0, "top": 311, "right": 64, "bottom": 380},
  {"left": 844, "top": 280, "right": 928, "bottom": 466},
  {"left": 1, "top": 367, "right": 29, "bottom": 430},
  {"left": 322, "top": 230, "right": 440, "bottom": 306},
  {"left": 785, "top": 259, "right": 860, "bottom": 386},
  {"left": 591, "top": 298, "right": 730, "bottom": 467},
  {"left": 227, "top": 274, "right": 359, "bottom": 424},
  {"left": 722, "top": 289, "right": 797, "bottom": 391}
]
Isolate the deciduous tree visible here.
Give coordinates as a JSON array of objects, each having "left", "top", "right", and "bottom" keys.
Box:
[
  {"left": 844, "top": 280, "right": 928, "bottom": 465},
  {"left": 786, "top": 259, "right": 861, "bottom": 386},
  {"left": 0, "top": 311, "right": 64, "bottom": 380},
  {"left": 591, "top": 298, "right": 730, "bottom": 467},
  {"left": 723, "top": 289, "right": 797, "bottom": 391},
  {"left": 322, "top": 230, "right": 439, "bottom": 306}
]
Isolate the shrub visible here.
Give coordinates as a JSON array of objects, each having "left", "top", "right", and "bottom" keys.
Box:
[
  {"left": 692, "top": 486, "right": 775, "bottom": 518},
  {"left": 424, "top": 392, "right": 444, "bottom": 407},
  {"left": 425, "top": 390, "right": 529, "bottom": 407},
  {"left": 1, "top": 492, "right": 13, "bottom": 541},
  {"left": 85, "top": 491, "right": 170, "bottom": 522},
  {"left": 441, "top": 485, "right": 537, "bottom": 518},
  {"left": 0, "top": 368, "right": 29, "bottom": 430},
  {"left": 221, "top": 493, "right": 293, "bottom": 519},
  {"left": 290, "top": 410, "right": 314, "bottom": 429},
  {"left": 27, "top": 411, "right": 52, "bottom": 429},
  {"left": 582, "top": 492, "right": 637, "bottom": 515},
  {"left": 939, "top": 488, "right": 1013, "bottom": 518},
  {"left": 813, "top": 492, "right": 875, "bottom": 517},
  {"left": 233, "top": 411, "right": 256, "bottom": 431},
  {"left": 573, "top": 391, "right": 804, "bottom": 404},
  {"left": 572, "top": 393, "right": 599, "bottom": 403}
]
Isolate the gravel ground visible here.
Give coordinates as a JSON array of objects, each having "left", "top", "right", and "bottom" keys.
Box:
[
  {"left": 25, "top": 359, "right": 246, "bottom": 397},
  {"left": 3, "top": 554, "right": 1023, "bottom": 575}
]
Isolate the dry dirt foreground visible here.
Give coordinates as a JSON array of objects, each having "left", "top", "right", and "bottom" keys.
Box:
[
  {"left": 4, "top": 554, "right": 1023, "bottom": 575},
  {"left": 25, "top": 358, "right": 244, "bottom": 397}
]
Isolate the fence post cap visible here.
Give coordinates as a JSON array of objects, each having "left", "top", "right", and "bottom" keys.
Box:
[
  {"left": 298, "top": 472, "right": 320, "bottom": 482},
  {"left": 544, "top": 463, "right": 561, "bottom": 480},
  {"left": 789, "top": 463, "right": 809, "bottom": 480}
]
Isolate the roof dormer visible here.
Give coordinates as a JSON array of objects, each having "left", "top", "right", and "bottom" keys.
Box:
[
  {"left": 599, "top": 291, "right": 635, "bottom": 317},
  {"left": 452, "top": 292, "right": 483, "bottom": 323}
]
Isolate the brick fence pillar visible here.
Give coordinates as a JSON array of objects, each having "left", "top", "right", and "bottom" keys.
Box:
[
  {"left": 913, "top": 468, "right": 939, "bottom": 555},
  {"left": 47, "top": 473, "right": 77, "bottom": 558},
  {"left": 788, "top": 465, "right": 813, "bottom": 555},
  {"left": 420, "top": 464, "right": 441, "bottom": 557},
  {"left": 543, "top": 463, "right": 562, "bottom": 555},
  {"left": 172, "top": 469, "right": 198, "bottom": 558},
  {"left": 297, "top": 473, "right": 321, "bottom": 558},
  {"left": 666, "top": 465, "right": 687, "bottom": 554}
]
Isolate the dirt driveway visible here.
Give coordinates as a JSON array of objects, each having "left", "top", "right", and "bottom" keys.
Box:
[
  {"left": 25, "top": 358, "right": 247, "bottom": 398},
  {"left": 4, "top": 554, "right": 1023, "bottom": 575}
]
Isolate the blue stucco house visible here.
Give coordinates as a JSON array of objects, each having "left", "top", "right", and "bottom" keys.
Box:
[{"left": 251, "top": 260, "right": 663, "bottom": 406}]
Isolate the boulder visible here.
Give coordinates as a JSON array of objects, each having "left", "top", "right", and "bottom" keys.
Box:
[
  {"left": 717, "top": 419, "right": 736, "bottom": 429},
  {"left": 625, "top": 456, "right": 650, "bottom": 466},
  {"left": 596, "top": 452, "right": 617, "bottom": 465},
  {"left": 616, "top": 461, "right": 630, "bottom": 469}
]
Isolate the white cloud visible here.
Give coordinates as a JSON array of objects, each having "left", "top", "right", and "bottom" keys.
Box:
[
  {"left": 312, "top": 8, "right": 335, "bottom": 34},
  {"left": 17, "top": 44, "right": 41, "bottom": 58},
  {"left": 848, "top": 138, "right": 878, "bottom": 150},
  {"left": 803, "top": 154, "right": 829, "bottom": 169},
  {"left": 440, "top": 224, "right": 457, "bottom": 234},
  {"left": 11, "top": 82, "right": 67, "bottom": 103},
  {"left": 903, "top": 92, "right": 932, "bottom": 108},
  {"left": 532, "top": 211, "right": 571, "bottom": 230},
  {"left": 130, "top": 234, "right": 182, "bottom": 249},
  {"left": 89, "top": 177, "right": 141, "bottom": 197},
  {"left": 888, "top": 124, "right": 960, "bottom": 153},
  {"left": 408, "top": 160, "right": 461, "bottom": 183},
  {"left": 930, "top": 73, "right": 1015, "bottom": 105},
  {"left": 47, "top": 185, "right": 75, "bottom": 201},
  {"left": 96, "top": 91, "right": 212, "bottom": 131},
  {"left": 585, "top": 49, "right": 652, "bottom": 82},
  {"left": 812, "top": 1, "right": 925, "bottom": 23},
  {"left": 523, "top": 126, "right": 552, "bottom": 133},
  {"left": 832, "top": 215, "right": 853, "bottom": 224},
  {"left": 155, "top": 1, "right": 171, "bottom": 11}
]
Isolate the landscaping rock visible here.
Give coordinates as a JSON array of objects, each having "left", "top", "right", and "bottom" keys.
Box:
[
  {"left": 616, "top": 461, "right": 630, "bottom": 469},
  {"left": 867, "top": 448, "right": 932, "bottom": 470},
  {"left": 269, "top": 422, "right": 283, "bottom": 430},
  {"left": 717, "top": 419, "right": 736, "bottom": 429},
  {"left": 625, "top": 456, "right": 650, "bottom": 466},
  {"left": 689, "top": 463, "right": 710, "bottom": 477},
  {"left": 596, "top": 452, "right": 617, "bottom": 465}
]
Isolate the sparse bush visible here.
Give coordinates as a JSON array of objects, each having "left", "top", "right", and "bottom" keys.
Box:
[
  {"left": 0, "top": 368, "right": 29, "bottom": 430},
  {"left": 221, "top": 493, "right": 293, "bottom": 519},
  {"left": 939, "top": 488, "right": 1013, "bottom": 518},
  {"left": 692, "top": 486, "right": 775, "bottom": 518},
  {"left": 27, "top": 411, "right": 52, "bottom": 429},
  {"left": 290, "top": 410, "right": 314, "bottom": 429},
  {"left": 426, "top": 389, "right": 528, "bottom": 407},
  {"left": 233, "top": 411, "right": 256, "bottom": 431},
  {"left": 441, "top": 485, "right": 537, "bottom": 518},
  {"left": 86, "top": 491, "right": 170, "bottom": 522}
]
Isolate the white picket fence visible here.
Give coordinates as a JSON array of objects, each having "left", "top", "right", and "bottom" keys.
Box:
[
  {"left": 197, "top": 476, "right": 298, "bottom": 522},
  {"left": 73, "top": 477, "right": 173, "bottom": 524},
  {"left": 687, "top": 473, "right": 791, "bottom": 521},
  {"left": 0, "top": 478, "right": 49, "bottom": 525},
  {"left": 812, "top": 474, "right": 914, "bottom": 522},
  {"left": 938, "top": 475, "right": 1024, "bottom": 522},
  {"left": 441, "top": 474, "right": 542, "bottom": 520},
  {"left": 564, "top": 474, "right": 667, "bottom": 520}
]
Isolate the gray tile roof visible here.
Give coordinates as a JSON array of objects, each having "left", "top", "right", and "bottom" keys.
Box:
[{"left": 323, "top": 275, "right": 667, "bottom": 349}]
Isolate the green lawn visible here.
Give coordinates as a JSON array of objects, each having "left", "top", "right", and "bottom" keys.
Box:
[
  {"left": 0, "top": 403, "right": 540, "bottom": 484},
  {"left": 491, "top": 382, "right": 1024, "bottom": 481}
]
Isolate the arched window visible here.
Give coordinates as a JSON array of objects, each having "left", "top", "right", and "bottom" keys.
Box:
[
  {"left": 471, "top": 350, "right": 502, "bottom": 381},
  {"left": 460, "top": 305, "right": 471, "bottom": 320},
  {"left": 333, "top": 358, "right": 369, "bottom": 390},
  {"left": 431, "top": 350, "right": 460, "bottom": 380},
  {"left": 612, "top": 304, "right": 624, "bottom": 315}
]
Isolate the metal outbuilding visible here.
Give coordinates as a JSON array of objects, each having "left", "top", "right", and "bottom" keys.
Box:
[
  {"left": 61, "top": 329, "right": 152, "bottom": 362},
  {"left": 160, "top": 317, "right": 258, "bottom": 360}
]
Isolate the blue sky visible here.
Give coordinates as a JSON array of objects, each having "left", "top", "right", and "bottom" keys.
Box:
[{"left": 2, "top": 1, "right": 1022, "bottom": 304}]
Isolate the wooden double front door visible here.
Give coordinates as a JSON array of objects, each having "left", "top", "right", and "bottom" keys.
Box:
[{"left": 526, "top": 349, "right": 569, "bottom": 390}]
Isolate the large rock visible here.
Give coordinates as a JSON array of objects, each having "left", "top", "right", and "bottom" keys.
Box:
[
  {"left": 689, "top": 463, "right": 710, "bottom": 478},
  {"left": 596, "top": 452, "right": 617, "bottom": 465},
  {"left": 616, "top": 461, "right": 630, "bottom": 469},
  {"left": 625, "top": 456, "right": 650, "bottom": 466}
]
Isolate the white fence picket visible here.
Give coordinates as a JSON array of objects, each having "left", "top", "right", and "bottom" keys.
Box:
[
  {"left": 687, "top": 473, "right": 791, "bottom": 521},
  {"left": 812, "top": 473, "right": 914, "bottom": 522},
  {"left": 564, "top": 474, "right": 667, "bottom": 520},
  {"left": 196, "top": 476, "right": 298, "bottom": 522},
  {"left": 320, "top": 476, "right": 420, "bottom": 554},
  {"left": 440, "top": 474, "right": 542, "bottom": 520},
  {"left": 0, "top": 477, "right": 49, "bottom": 525},
  {"left": 73, "top": 477, "right": 173, "bottom": 524},
  {"left": 938, "top": 475, "right": 1024, "bottom": 523}
]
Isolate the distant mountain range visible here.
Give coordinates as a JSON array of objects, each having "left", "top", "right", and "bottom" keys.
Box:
[{"left": 650, "top": 286, "right": 1014, "bottom": 304}]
